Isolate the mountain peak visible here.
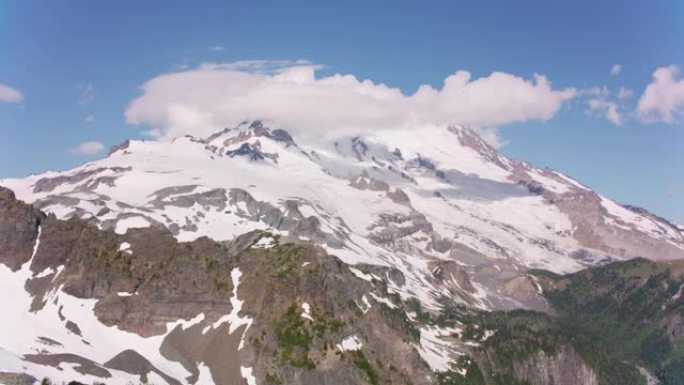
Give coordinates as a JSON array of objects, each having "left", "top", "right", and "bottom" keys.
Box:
[{"left": 205, "top": 120, "right": 296, "bottom": 149}]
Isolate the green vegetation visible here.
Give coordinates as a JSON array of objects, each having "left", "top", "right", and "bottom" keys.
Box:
[
  {"left": 274, "top": 304, "right": 315, "bottom": 369},
  {"left": 406, "top": 297, "right": 431, "bottom": 323},
  {"left": 533, "top": 258, "right": 684, "bottom": 385},
  {"left": 430, "top": 258, "right": 684, "bottom": 385},
  {"left": 272, "top": 301, "right": 348, "bottom": 370},
  {"left": 352, "top": 351, "right": 379, "bottom": 385},
  {"left": 267, "top": 243, "right": 308, "bottom": 277},
  {"left": 264, "top": 372, "right": 283, "bottom": 385}
]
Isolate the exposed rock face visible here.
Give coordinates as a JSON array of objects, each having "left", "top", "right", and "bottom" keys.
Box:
[
  {"left": 226, "top": 141, "right": 279, "bottom": 163},
  {"left": 503, "top": 274, "right": 550, "bottom": 312},
  {"left": 33, "top": 167, "right": 130, "bottom": 193},
  {"left": 23, "top": 353, "right": 112, "bottom": 378},
  {"left": 513, "top": 346, "right": 598, "bottom": 385},
  {"left": 553, "top": 189, "right": 684, "bottom": 260},
  {"left": 0, "top": 372, "right": 36, "bottom": 385},
  {"left": 108, "top": 139, "right": 131, "bottom": 155},
  {"left": 0, "top": 187, "right": 43, "bottom": 270},
  {"left": 368, "top": 212, "right": 433, "bottom": 245},
  {"left": 104, "top": 350, "right": 181, "bottom": 385}
]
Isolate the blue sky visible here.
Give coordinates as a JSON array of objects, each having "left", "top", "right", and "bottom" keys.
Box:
[{"left": 1, "top": 0, "right": 683, "bottom": 222}]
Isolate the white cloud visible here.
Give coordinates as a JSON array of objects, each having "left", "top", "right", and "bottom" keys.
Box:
[
  {"left": 583, "top": 85, "right": 632, "bottom": 125},
  {"left": 70, "top": 141, "right": 105, "bottom": 155},
  {"left": 610, "top": 64, "right": 622, "bottom": 76},
  {"left": 617, "top": 86, "right": 633, "bottom": 101},
  {"left": 84, "top": 114, "right": 95, "bottom": 123},
  {"left": 637, "top": 65, "right": 684, "bottom": 124},
  {"left": 588, "top": 98, "right": 622, "bottom": 125},
  {"left": 0, "top": 83, "right": 23, "bottom": 103},
  {"left": 77, "top": 83, "right": 95, "bottom": 106},
  {"left": 125, "top": 62, "right": 577, "bottom": 144},
  {"left": 209, "top": 45, "right": 225, "bottom": 52}
]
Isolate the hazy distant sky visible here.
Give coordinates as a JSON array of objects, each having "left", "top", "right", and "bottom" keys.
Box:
[{"left": 1, "top": 0, "right": 683, "bottom": 222}]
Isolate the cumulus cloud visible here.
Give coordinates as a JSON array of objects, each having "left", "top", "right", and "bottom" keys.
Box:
[
  {"left": 588, "top": 98, "right": 622, "bottom": 125},
  {"left": 610, "top": 64, "right": 622, "bottom": 76},
  {"left": 637, "top": 65, "right": 684, "bottom": 124},
  {"left": 70, "top": 141, "right": 105, "bottom": 155},
  {"left": 584, "top": 85, "right": 632, "bottom": 125},
  {"left": 0, "top": 83, "right": 23, "bottom": 103},
  {"left": 125, "top": 62, "right": 577, "bottom": 144}
]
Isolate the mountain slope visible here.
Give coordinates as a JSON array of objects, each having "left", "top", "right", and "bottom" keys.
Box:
[
  {"left": 0, "top": 186, "right": 436, "bottom": 385},
  {"left": 3, "top": 186, "right": 683, "bottom": 385},
  {"left": 2, "top": 121, "right": 682, "bottom": 314}
]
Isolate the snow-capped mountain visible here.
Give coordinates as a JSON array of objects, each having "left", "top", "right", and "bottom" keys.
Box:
[
  {"left": 3, "top": 121, "right": 683, "bottom": 312},
  {"left": 2, "top": 120, "right": 684, "bottom": 385}
]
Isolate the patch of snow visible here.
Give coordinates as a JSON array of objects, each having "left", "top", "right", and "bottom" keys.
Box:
[
  {"left": 600, "top": 196, "right": 676, "bottom": 239},
  {"left": 118, "top": 242, "right": 132, "bottom": 254},
  {"left": 336, "top": 335, "right": 363, "bottom": 351},
  {"left": 240, "top": 366, "right": 257, "bottom": 385},
  {"left": 637, "top": 366, "right": 660, "bottom": 385},
  {"left": 370, "top": 292, "right": 398, "bottom": 309},
  {"left": 114, "top": 216, "right": 151, "bottom": 234},
  {"left": 349, "top": 267, "right": 378, "bottom": 282},
  {"left": 357, "top": 294, "right": 372, "bottom": 314},
  {"left": 252, "top": 236, "right": 275, "bottom": 249},
  {"left": 34, "top": 267, "right": 55, "bottom": 279},
  {"left": 301, "top": 302, "right": 313, "bottom": 321},
  {"left": 553, "top": 171, "right": 589, "bottom": 190},
  {"left": 203, "top": 268, "right": 253, "bottom": 350},
  {"left": 416, "top": 326, "right": 463, "bottom": 372},
  {"left": 0, "top": 256, "right": 204, "bottom": 384},
  {"left": 672, "top": 282, "right": 684, "bottom": 302},
  {"left": 481, "top": 329, "right": 496, "bottom": 341},
  {"left": 31, "top": 226, "right": 42, "bottom": 259},
  {"left": 527, "top": 170, "right": 571, "bottom": 194},
  {"left": 529, "top": 274, "right": 543, "bottom": 294},
  {"left": 195, "top": 363, "right": 214, "bottom": 385}
]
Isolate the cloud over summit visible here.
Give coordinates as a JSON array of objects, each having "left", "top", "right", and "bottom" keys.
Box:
[{"left": 125, "top": 62, "right": 577, "bottom": 144}]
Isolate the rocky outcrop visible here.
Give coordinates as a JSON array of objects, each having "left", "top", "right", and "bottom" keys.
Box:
[
  {"left": 225, "top": 141, "right": 279, "bottom": 163},
  {"left": 32, "top": 167, "right": 130, "bottom": 193},
  {"left": 0, "top": 187, "right": 43, "bottom": 270},
  {"left": 513, "top": 345, "right": 598, "bottom": 385},
  {"left": 0, "top": 187, "right": 435, "bottom": 385},
  {"left": 104, "top": 350, "right": 180, "bottom": 385},
  {"left": 368, "top": 212, "right": 433, "bottom": 244}
]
